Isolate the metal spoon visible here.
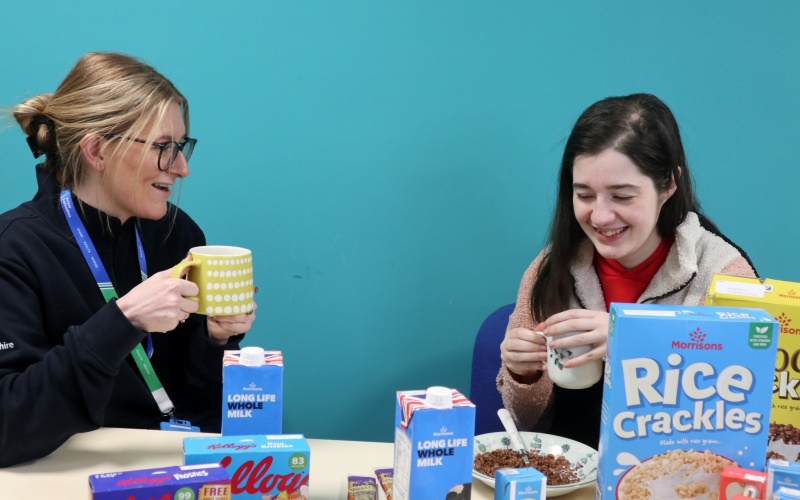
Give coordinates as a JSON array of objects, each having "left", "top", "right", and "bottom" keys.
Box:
[{"left": 497, "top": 408, "right": 530, "bottom": 466}]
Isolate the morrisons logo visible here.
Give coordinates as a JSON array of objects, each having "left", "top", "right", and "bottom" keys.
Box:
[{"left": 670, "top": 327, "right": 723, "bottom": 350}]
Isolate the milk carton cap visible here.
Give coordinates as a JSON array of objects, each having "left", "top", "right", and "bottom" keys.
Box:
[
  {"left": 427, "top": 386, "right": 453, "bottom": 409},
  {"left": 240, "top": 346, "right": 265, "bottom": 366}
]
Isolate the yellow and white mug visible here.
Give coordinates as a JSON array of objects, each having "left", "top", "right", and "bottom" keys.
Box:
[{"left": 171, "top": 246, "right": 255, "bottom": 316}]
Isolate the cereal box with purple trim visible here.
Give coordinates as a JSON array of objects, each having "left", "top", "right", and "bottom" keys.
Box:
[
  {"left": 184, "top": 434, "right": 309, "bottom": 499},
  {"left": 393, "top": 387, "right": 475, "bottom": 500},
  {"left": 222, "top": 349, "right": 283, "bottom": 436},
  {"left": 597, "top": 303, "right": 778, "bottom": 500},
  {"left": 89, "top": 463, "right": 230, "bottom": 500},
  {"left": 706, "top": 274, "right": 800, "bottom": 463}
]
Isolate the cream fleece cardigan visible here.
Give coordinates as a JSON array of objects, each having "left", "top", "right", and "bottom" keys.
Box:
[{"left": 496, "top": 212, "right": 757, "bottom": 432}]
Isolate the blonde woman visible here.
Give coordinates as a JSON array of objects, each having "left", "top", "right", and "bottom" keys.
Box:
[{"left": 0, "top": 52, "right": 256, "bottom": 466}]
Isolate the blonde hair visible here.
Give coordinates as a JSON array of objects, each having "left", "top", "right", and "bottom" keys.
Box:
[{"left": 12, "top": 52, "right": 189, "bottom": 189}]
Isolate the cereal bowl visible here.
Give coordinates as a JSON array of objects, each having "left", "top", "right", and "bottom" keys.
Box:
[{"left": 473, "top": 431, "right": 598, "bottom": 498}]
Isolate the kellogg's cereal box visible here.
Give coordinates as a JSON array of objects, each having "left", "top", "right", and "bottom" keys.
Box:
[
  {"left": 89, "top": 463, "right": 230, "bottom": 500},
  {"left": 597, "top": 303, "right": 778, "bottom": 500},
  {"left": 184, "top": 434, "right": 309, "bottom": 499},
  {"left": 393, "top": 387, "right": 475, "bottom": 500},
  {"left": 222, "top": 348, "right": 283, "bottom": 436},
  {"left": 707, "top": 274, "right": 800, "bottom": 463}
]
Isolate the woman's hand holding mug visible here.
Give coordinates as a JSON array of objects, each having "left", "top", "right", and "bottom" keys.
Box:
[
  {"left": 207, "top": 302, "right": 257, "bottom": 344},
  {"left": 538, "top": 309, "right": 608, "bottom": 389},
  {"left": 117, "top": 267, "right": 199, "bottom": 333},
  {"left": 171, "top": 245, "right": 258, "bottom": 343},
  {"left": 500, "top": 327, "right": 548, "bottom": 383},
  {"left": 170, "top": 246, "right": 256, "bottom": 316}
]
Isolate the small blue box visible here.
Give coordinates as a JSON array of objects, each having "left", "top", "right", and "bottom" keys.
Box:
[
  {"left": 495, "top": 468, "right": 546, "bottom": 500},
  {"left": 768, "top": 460, "right": 800, "bottom": 499}
]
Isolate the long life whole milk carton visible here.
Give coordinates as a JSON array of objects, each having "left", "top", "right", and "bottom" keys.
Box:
[
  {"left": 222, "top": 347, "right": 283, "bottom": 436},
  {"left": 707, "top": 274, "right": 800, "bottom": 463},
  {"left": 89, "top": 463, "right": 231, "bottom": 500},
  {"left": 393, "top": 387, "right": 475, "bottom": 500},
  {"left": 597, "top": 303, "right": 779, "bottom": 500},
  {"left": 184, "top": 434, "right": 309, "bottom": 499}
]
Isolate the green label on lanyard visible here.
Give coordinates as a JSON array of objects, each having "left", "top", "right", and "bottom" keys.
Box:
[
  {"left": 100, "top": 287, "right": 117, "bottom": 302},
  {"left": 131, "top": 344, "right": 171, "bottom": 410},
  {"left": 102, "top": 288, "right": 171, "bottom": 414}
]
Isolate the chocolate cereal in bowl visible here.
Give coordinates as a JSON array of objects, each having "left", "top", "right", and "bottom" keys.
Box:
[{"left": 472, "top": 431, "right": 598, "bottom": 497}]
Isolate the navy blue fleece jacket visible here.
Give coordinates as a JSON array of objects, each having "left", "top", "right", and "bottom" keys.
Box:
[{"left": 0, "top": 166, "right": 241, "bottom": 466}]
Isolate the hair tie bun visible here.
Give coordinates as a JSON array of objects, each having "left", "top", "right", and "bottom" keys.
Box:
[{"left": 26, "top": 115, "right": 56, "bottom": 159}]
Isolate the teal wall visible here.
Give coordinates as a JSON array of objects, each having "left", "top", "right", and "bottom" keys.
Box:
[{"left": 1, "top": 2, "right": 798, "bottom": 443}]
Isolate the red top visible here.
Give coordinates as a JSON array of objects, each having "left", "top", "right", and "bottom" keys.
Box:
[{"left": 594, "top": 235, "right": 675, "bottom": 311}]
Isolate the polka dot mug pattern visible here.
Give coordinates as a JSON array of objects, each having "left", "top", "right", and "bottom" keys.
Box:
[{"left": 171, "top": 246, "right": 255, "bottom": 316}]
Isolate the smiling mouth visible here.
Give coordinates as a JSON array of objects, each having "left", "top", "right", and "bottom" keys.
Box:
[
  {"left": 595, "top": 227, "right": 626, "bottom": 237},
  {"left": 153, "top": 183, "right": 172, "bottom": 193}
]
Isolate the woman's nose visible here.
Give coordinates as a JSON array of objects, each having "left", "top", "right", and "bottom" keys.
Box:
[
  {"left": 591, "top": 199, "right": 615, "bottom": 225},
  {"left": 170, "top": 151, "right": 190, "bottom": 178}
]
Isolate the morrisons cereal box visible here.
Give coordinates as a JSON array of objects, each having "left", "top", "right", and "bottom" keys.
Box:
[
  {"left": 597, "top": 303, "right": 778, "bottom": 500},
  {"left": 393, "top": 387, "right": 475, "bottom": 500},
  {"left": 184, "top": 434, "right": 309, "bottom": 499},
  {"left": 89, "top": 463, "right": 230, "bottom": 500},
  {"left": 707, "top": 274, "right": 800, "bottom": 463}
]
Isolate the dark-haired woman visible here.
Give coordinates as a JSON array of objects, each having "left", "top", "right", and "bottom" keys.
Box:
[{"left": 497, "top": 94, "right": 756, "bottom": 447}]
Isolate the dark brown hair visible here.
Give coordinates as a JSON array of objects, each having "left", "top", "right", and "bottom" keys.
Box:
[{"left": 532, "top": 93, "right": 707, "bottom": 320}]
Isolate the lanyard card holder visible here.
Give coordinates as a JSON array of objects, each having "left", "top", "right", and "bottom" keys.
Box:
[{"left": 160, "top": 418, "right": 200, "bottom": 433}]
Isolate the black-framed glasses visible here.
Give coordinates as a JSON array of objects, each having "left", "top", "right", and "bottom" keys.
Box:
[{"left": 116, "top": 136, "right": 197, "bottom": 171}]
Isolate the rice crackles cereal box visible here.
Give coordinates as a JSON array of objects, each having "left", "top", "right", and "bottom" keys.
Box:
[
  {"left": 706, "top": 274, "right": 800, "bottom": 463},
  {"left": 393, "top": 387, "right": 475, "bottom": 500},
  {"left": 597, "top": 303, "right": 779, "bottom": 500},
  {"left": 184, "top": 434, "right": 309, "bottom": 499}
]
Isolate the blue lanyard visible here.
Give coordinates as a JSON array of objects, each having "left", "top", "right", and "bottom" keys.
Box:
[
  {"left": 60, "top": 189, "right": 153, "bottom": 356},
  {"left": 60, "top": 189, "right": 174, "bottom": 416}
]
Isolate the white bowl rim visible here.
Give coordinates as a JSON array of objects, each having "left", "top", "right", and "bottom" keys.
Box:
[{"left": 472, "top": 431, "right": 599, "bottom": 489}]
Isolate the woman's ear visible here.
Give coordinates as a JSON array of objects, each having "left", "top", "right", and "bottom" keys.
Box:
[
  {"left": 669, "top": 166, "right": 681, "bottom": 196},
  {"left": 660, "top": 166, "right": 680, "bottom": 204},
  {"left": 78, "top": 133, "right": 106, "bottom": 171}
]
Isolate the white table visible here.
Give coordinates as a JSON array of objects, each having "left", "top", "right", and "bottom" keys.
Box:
[{"left": 0, "top": 427, "right": 594, "bottom": 499}]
